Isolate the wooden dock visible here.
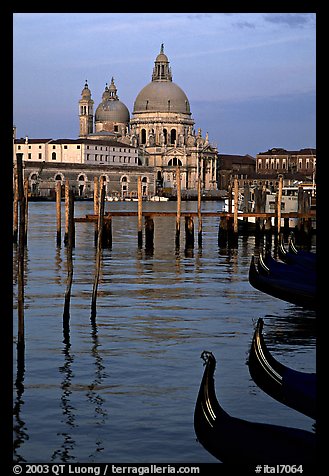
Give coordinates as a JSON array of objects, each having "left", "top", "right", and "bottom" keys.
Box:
[{"left": 75, "top": 210, "right": 316, "bottom": 221}]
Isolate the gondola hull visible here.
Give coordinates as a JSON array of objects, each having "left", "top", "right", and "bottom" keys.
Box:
[
  {"left": 248, "top": 318, "right": 316, "bottom": 419},
  {"left": 194, "top": 351, "right": 316, "bottom": 463},
  {"left": 249, "top": 255, "right": 316, "bottom": 310}
]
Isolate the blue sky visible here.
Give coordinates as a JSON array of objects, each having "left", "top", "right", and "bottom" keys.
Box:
[{"left": 13, "top": 12, "right": 316, "bottom": 157}]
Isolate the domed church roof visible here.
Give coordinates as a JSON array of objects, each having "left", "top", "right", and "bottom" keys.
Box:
[
  {"left": 95, "top": 78, "right": 130, "bottom": 123},
  {"left": 133, "top": 45, "right": 191, "bottom": 115}
]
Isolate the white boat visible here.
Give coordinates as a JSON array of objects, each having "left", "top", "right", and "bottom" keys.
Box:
[
  {"left": 149, "top": 195, "right": 169, "bottom": 202},
  {"left": 223, "top": 183, "right": 316, "bottom": 229}
]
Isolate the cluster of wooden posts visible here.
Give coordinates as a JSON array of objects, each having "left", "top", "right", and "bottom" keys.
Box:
[{"left": 14, "top": 160, "right": 315, "bottom": 345}]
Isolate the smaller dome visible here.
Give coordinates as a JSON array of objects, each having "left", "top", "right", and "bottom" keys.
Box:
[
  {"left": 155, "top": 52, "right": 169, "bottom": 63},
  {"left": 95, "top": 78, "right": 130, "bottom": 124},
  {"left": 81, "top": 80, "right": 91, "bottom": 98},
  {"left": 155, "top": 43, "right": 168, "bottom": 63},
  {"left": 95, "top": 100, "right": 130, "bottom": 123}
]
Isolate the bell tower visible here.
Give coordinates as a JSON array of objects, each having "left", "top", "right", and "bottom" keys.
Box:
[{"left": 79, "top": 80, "right": 94, "bottom": 137}]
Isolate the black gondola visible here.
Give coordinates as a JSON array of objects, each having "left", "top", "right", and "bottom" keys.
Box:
[
  {"left": 249, "top": 255, "right": 316, "bottom": 310},
  {"left": 259, "top": 251, "right": 316, "bottom": 283},
  {"left": 278, "top": 238, "right": 316, "bottom": 271},
  {"left": 194, "top": 351, "right": 316, "bottom": 463},
  {"left": 248, "top": 318, "right": 316, "bottom": 419}
]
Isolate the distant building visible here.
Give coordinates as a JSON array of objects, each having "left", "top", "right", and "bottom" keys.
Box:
[
  {"left": 218, "top": 154, "right": 256, "bottom": 190},
  {"left": 254, "top": 147, "right": 316, "bottom": 191}
]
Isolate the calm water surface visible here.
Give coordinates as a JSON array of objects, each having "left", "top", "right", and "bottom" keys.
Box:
[{"left": 13, "top": 201, "right": 316, "bottom": 463}]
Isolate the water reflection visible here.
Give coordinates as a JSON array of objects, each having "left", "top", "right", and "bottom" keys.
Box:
[
  {"left": 13, "top": 343, "right": 28, "bottom": 462},
  {"left": 87, "top": 322, "right": 108, "bottom": 461},
  {"left": 13, "top": 201, "right": 317, "bottom": 462},
  {"left": 51, "top": 331, "right": 76, "bottom": 462}
]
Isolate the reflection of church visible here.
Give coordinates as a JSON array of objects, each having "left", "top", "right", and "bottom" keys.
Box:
[{"left": 79, "top": 45, "right": 219, "bottom": 193}]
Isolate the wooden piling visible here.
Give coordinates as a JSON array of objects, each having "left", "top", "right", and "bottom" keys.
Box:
[
  {"left": 138, "top": 176, "right": 143, "bottom": 247},
  {"left": 218, "top": 216, "right": 228, "bottom": 247},
  {"left": 56, "top": 180, "right": 62, "bottom": 246},
  {"left": 197, "top": 177, "right": 202, "bottom": 246},
  {"left": 185, "top": 215, "right": 194, "bottom": 249},
  {"left": 63, "top": 190, "right": 75, "bottom": 321},
  {"left": 94, "top": 176, "right": 99, "bottom": 245},
  {"left": 16, "top": 154, "right": 25, "bottom": 347},
  {"left": 91, "top": 182, "right": 105, "bottom": 320},
  {"left": 145, "top": 216, "right": 154, "bottom": 251},
  {"left": 64, "top": 180, "right": 70, "bottom": 246},
  {"left": 176, "top": 167, "right": 181, "bottom": 247},
  {"left": 233, "top": 178, "right": 239, "bottom": 234},
  {"left": 276, "top": 176, "right": 283, "bottom": 235},
  {"left": 23, "top": 178, "right": 29, "bottom": 245},
  {"left": 13, "top": 169, "right": 19, "bottom": 244}
]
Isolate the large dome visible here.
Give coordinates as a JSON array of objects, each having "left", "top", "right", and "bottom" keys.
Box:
[
  {"left": 133, "top": 45, "right": 191, "bottom": 116},
  {"left": 133, "top": 81, "right": 191, "bottom": 114}
]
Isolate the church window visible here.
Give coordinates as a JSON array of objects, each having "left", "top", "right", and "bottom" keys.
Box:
[
  {"left": 168, "top": 158, "right": 182, "bottom": 166},
  {"left": 141, "top": 129, "right": 147, "bottom": 144},
  {"left": 52, "top": 152, "right": 56, "bottom": 160},
  {"left": 170, "top": 129, "right": 176, "bottom": 144},
  {"left": 163, "top": 129, "right": 168, "bottom": 144}
]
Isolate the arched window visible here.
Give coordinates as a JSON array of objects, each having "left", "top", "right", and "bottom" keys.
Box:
[
  {"left": 170, "top": 129, "right": 176, "bottom": 144},
  {"left": 55, "top": 174, "right": 62, "bottom": 181},
  {"left": 141, "top": 129, "right": 147, "bottom": 144},
  {"left": 78, "top": 175, "right": 85, "bottom": 181},
  {"left": 163, "top": 129, "right": 168, "bottom": 144},
  {"left": 52, "top": 152, "right": 56, "bottom": 160},
  {"left": 168, "top": 158, "right": 182, "bottom": 166},
  {"left": 121, "top": 176, "right": 129, "bottom": 198}
]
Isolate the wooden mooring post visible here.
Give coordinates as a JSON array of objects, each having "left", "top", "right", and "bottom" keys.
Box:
[
  {"left": 185, "top": 215, "right": 194, "bottom": 249},
  {"left": 56, "top": 180, "right": 62, "bottom": 246},
  {"left": 94, "top": 176, "right": 99, "bottom": 245},
  {"left": 63, "top": 189, "right": 75, "bottom": 329},
  {"left": 91, "top": 180, "right": 105, "bottom": 320},
  {"left": 145, "top": 216, "right": 154, "bottom": 252},
  {"left": 64, "top": 180, "right": 75, "bottom": 247},
  {"left": 13, "top": 168, "right": 19, "bottom": 244},
  {"left": 197, "top": 177, "right": 202, "bottom": 247},
  {"left": 138, "top": 176, "right": 143, "bottom": 247},
  {"left": 16, "top": 153, "right": 25, "bottom": 349},
  {"left": 176, "top": 166, "right": 181, "bottom": 247}
]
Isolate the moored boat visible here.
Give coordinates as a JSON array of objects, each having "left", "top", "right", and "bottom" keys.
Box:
[
  {"left": 249, "top": 255, "right": 316, "bottom": 310},
  {"left": 194, "top": 350, "right": 316, "bottom": 463},
  {"left": 278, "top": 238, "right": 316, "bottom": 271},
  {"left": 248, "top": 318, "right": 316, "bottom": 419}
]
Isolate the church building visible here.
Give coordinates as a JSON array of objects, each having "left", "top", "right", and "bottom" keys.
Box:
[
  {"left": 78, "top": 45, "right": 219, "bottom": 194},
  {"left": 14, "top": 45, "right": 219, "bottom": 198}
]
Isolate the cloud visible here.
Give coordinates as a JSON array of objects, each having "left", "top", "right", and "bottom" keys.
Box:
[
  {"left": 263, "top": 13, "right": 315, "bottom": 28},
  {"left": 234, "top": 21, "right": 256, "bottom": 29}
]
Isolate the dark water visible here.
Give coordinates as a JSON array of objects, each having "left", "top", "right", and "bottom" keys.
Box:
[{"left": 13, "top": 201, "right": 316, "bottom": 463}]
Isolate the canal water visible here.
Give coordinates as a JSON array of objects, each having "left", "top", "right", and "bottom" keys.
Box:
[{"left": 13, "top": 200, "right": 316, "bottom": 463}]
